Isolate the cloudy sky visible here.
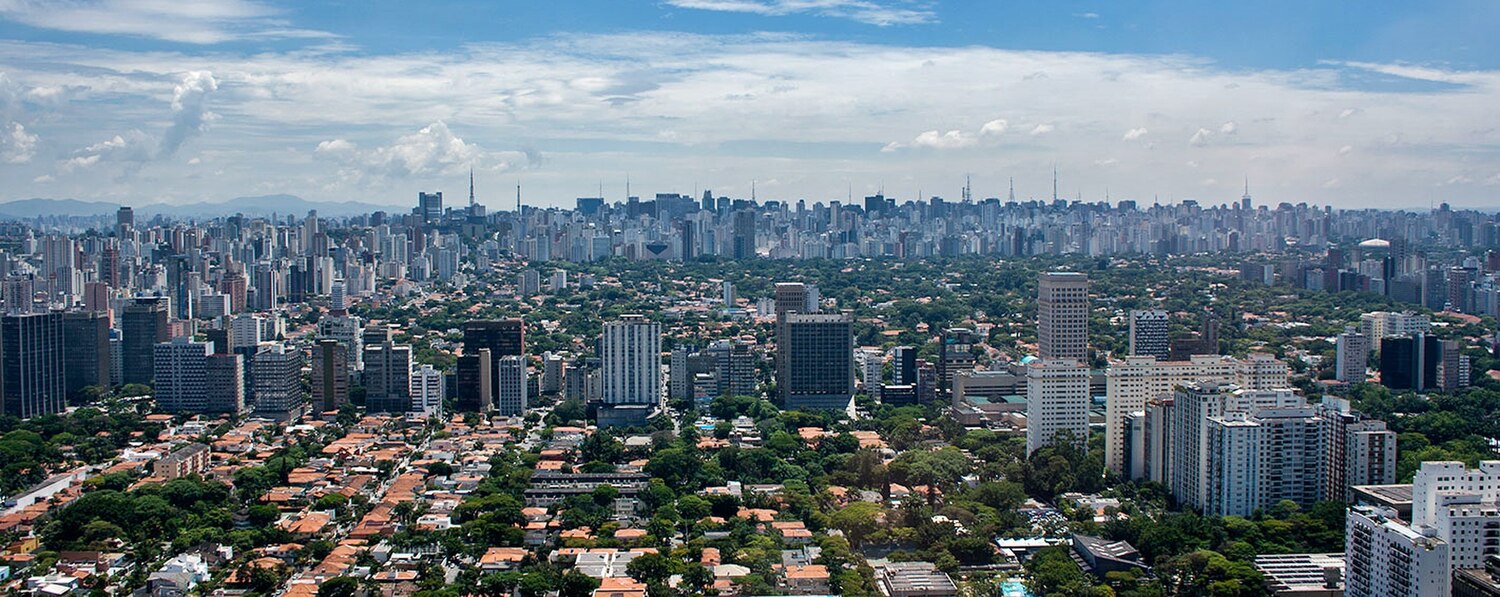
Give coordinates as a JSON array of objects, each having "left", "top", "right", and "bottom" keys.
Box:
[{"left": 1, "top": 1, "right": 1499, "bottom": 209}]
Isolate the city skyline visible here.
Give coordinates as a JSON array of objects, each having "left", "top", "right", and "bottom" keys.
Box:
[{"left": 0, "top": 2, "right": 1499, "bottom": 208}]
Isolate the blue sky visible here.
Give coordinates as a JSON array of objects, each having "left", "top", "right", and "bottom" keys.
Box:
[{"left": 0, "top": 0, "right": 1498, "bottom": 208}]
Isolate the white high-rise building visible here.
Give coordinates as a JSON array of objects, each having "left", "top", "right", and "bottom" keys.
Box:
[
  {"left": 1345, "top": 506, "right": 1450, "bottom": 597},
  {"left": 600, "top": 314, "right": 661, "bottom": 425},
  {"left": 410, "top": 364, "right": 444, "bottom": 417},
  {"left": 1336, "top": 328, "right": 1372, "bottom": 383},
  {"left": 1128, "top": 309, "right": 1170, "bottom": 360},
  {"left": 1105, "top": 354, "right": 1290, "bottom": 475},
  {"left": 495, "top": 355, "right": 528, "bottom": 416},
  {"left": 1169, "top": 383, "right": 1305, "bottom": 512},
  {"left": 722, "top": 281, "right": 736, "bottom": 306},
  {"left": 1038, "top": 272, "right": 1089, "bottom": 362},
  {"left": 1025, "top": 359, "right": 1090, "bottom": 454},
  {"left": 229, "top": 314, "right": 264, "bottom": 350},
  {"left": 1411, "top": 461, "right": 1500, "bottom": 570},
  {"left": 1360, "top": 310, "right": 1431, "bottom": 340}
]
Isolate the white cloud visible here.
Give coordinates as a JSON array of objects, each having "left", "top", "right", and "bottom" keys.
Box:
[
  {"left": 663, "top": 0, "right": 935, "bottom": 26},
  {"left": 911, "top": 129, "right": 976, "bottom": 149},
  {"left": 1029, "top": 123, "right": 1054, "bottom": 136},
  {"left": 890, "top": 117, "right": 1007, "bottom": 151},
  {"left": 1219, "top": 121, "right": 1238, "bottom": 135},
  {"left": 64, "top": 130, "right": 154, "bottom": 171},
  {"left": 1122, "top": 127, "right": 1148, "bottom": 141},
  {"left": 31, "top": 174, "right": 51, "bottom": 183},
  {"left": 316, "top": 121, "right": 535, "bottom": 183},
  {"left": 2, "top": 121, "right": 36, "bottom": 163},
  {"left": 0, "top": 0, "right": 333, "bottom": 44},
  {"left": 159, "top": 71, "right": 218, "bottom": 158},
  {"left": 4, "top": 32, "right": 1500, "bottom": 206},
  {"left": 1338, "top": 145, "right": 1352, "bottom": 155}
]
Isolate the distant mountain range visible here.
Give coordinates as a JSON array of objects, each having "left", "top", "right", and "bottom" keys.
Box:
[{"left": 0, "top": 195, "right": 408, "bottom": 220}]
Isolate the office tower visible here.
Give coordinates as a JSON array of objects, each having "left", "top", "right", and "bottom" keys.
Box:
[
  {"left": 774, "top": 282, "right": 808, "bottom": 319},
  {"left": 1336, "top": 328, "right": 1372, "bottom": 383},
  {"left": 1037, "top": 272, "right": 1089, "bottom": 361},
  {"left": 463, "top": 319, "right": 525, "bottom": 358},
  {"left": 116, "top": 206, "right": 134, "bottom": 233},
  {"left": 780, "top": 313, "right": 854, "bottom": 411},
  {"left": 732, "top": 209, "right": 755, "bottom": 259},
  {"left": 937, "top": 328, "right": 976, "bottom": 398},
  {"left": 410, "top": 364, "right": 443, "bottom": 416},
  {"left": 599, "top": 314, "right": 661, "bottom": 425},
  {"left": 121, "top": 296, "right": 169, "bottom": 385},
  {"left": 722, "top": 281, "right": 735, "bottom": 306},
  {"left": 1128, "top": 310, "right": 1170, "bottom": 359},
  {"left": 205, "top": 353, "right": 246, "bottom": 414},
  {"left": 1104, "top": 354, "right": 1290, "bottom": 476},
  {"left": 153, "top": 338, "right": 211, "bottom": 413},
  {"left": 316, "top": 314, "right": 363, "bottom": 374},
  {"left": 495, "top": 355, "right": 527, "bottom": 416},
  {"left": 891, "top": 346, "right": 917, "bottom": 385},
  {"left": 62, "top": 310, "right": 110, "bottom": 401},
  {"left": 455, "top": 349, "right": 493, "bottom": 412},
  {"left": 1378, "top": 334, "right": 1440, "bottom": 391},
  {"left": 1317, "top": 397, "right": 1396, "bottom": 502},
  {"left": 1345, "top": 506, "right": 1450, "bottom": 597},
  {"left": 311, "top": 339, "right": 349, "bottom": 412},
  {"left": 1024, "top": 359, "right": 1090, "bottom": 454},
  {"left": 418, "top": 191, "right": 443, "bottom": 223},
  {"left": 0, "top": 312, "right": 66, "bottom": 419},
  {"left": 252, "top": 344, "right": 305, "bottom": 418},
  {"left": 363, "top": 342, "right": 412, "bottom": 413}
]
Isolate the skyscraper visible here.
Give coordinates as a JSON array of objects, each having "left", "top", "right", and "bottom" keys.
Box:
[
  {"left": 363, "top": 342, "right": 412, "bottom": 413},
  {"left": 0, "top": 312, "right": 65, "bottom": 419},
  {"left": 121, "top": 296, "right": 169, "bottom": 385},
  {"left": 495, "top": 355, "right": 528, "bottom": 416},
  {"left": 1038, "top": 272, "right": 1089, "bottom": 361},
  {"left": 62, "top": 310, "right": 110, "bottom": 401},
  {"left": 153, "top": 338, "right": 211, "bottom": 414},
  {"left": 410, "top": 364, "right": 444, "bottom": 416},
  {"left": 937, "top": 328, "right": 977, "bottom": 399},
  {"left": 1024, "top": 359, "right": 1090, "bottom": 454},
  {"left": 1345, "top": 506, "right": 1449, "bottom": 597},
  {"left": 1128, "top": 309, "right": 1170, "bottom": 360},
  {"left": 599, "top": 314, "right": 661, "bottom": 425},
  {"left": 780, "top": 313, "right": 854, "bottom": 411},
  {"left": 252, "top": 344, "right": 305, "bottom": 418},
  {"left": 455, "top": 349, "right": 493, "bottom": 412},
  {"left": 311, "top": 338, "right": 349, "bottom": 412},
  {"left": 1335, "top": 328, "right": 1372, "bottom": 383}
]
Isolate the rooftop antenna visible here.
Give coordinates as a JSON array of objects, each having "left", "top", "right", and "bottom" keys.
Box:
[
  {"left": 847, "top": 182, "right": 852, "bottom": 203},
  {"left": 1008, "top": 176, "right": 1015, "bottom": 202},
  {"left": 964, "top": 174, "right": 972, "bottom": 203},
  {"left": 626, "top": 173, "right": 631, "bottom": 200},
  {"left": 469, "top": 168, "right": 476, "bottom": 207},
  {"left": 751, "top": 179, "right": 756, "bottom": 203}
]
